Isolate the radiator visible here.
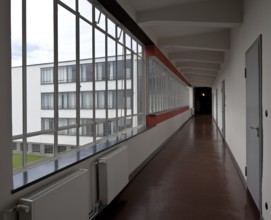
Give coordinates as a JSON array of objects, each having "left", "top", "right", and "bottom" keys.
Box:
[
  {"left": 98, "top": 146, "right": 129, "bottom": 205},
  {"left": 18, "top": 169, "right": 89, "bottom": 220}
]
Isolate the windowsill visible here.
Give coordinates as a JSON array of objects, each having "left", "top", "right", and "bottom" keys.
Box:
[{"left": 12, "top": 125, "right": 146, "bottom": 193}]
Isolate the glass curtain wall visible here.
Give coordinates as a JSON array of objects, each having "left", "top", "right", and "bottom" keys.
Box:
[
  {"left": 148, "top": 57, "right": 189, "bottom": 114},
  {"left": 11, "top": 0, "right": 145, "bottom": 172}
]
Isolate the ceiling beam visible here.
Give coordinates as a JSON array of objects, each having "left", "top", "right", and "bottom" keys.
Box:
[
  {"left": 137, "top": 0, "right": 242, "bottom": 28},
  {"left": 169, "top": 50, "right": 224, "bottom": 63},
  {"left": 176, "top": 61, "right": 221, "bottom": 71},
  {"left": 180, "top": 68, "right": 218, "bottom": 76},
  {"left": 158, "top": 30, "right": 230, "bottom": 51},
  {"left": 184, "top": 73, "right": 216, "bottom": 80}
]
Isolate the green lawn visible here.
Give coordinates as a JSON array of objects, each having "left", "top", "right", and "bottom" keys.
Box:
[{"left": 13, "top": 153, "right": 48, "bottom": 169}]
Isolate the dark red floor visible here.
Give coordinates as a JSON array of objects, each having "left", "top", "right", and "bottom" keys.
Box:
[{"left": 95, "top": 115, "right": 259, "bottom": 220}]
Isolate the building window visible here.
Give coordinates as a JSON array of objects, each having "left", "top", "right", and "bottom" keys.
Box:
[
  {"left": 81, "top": 91, "right": 93, "bottom": 109},
  {"left": 58, "top": 118, "right": 68, "bottom": 135},
  {"left": 19, "top": 143, "right": 23, "bottom": 152},
  {"left": 58, "top": 65, "right": 76, "bottom": 83},
  {"left": 80, "top": 119, "right": 93, "bottom": 136},
  {"left": 41, "top": 67, "right": 53, "bottom": 84},
  {"left": 126, "top": 59, "right": 132, "bottom": 79},
  {"left": 58, "top": 145, "right": 67, "bottom": 153},
  {"left": 41, "top": 118, "right": 54, "bottom": 130},
  {"left": 12, "top": 143, "right": 17, "bottom": 151},
  {"left": 44, "top": 145, "right": 53, "bottom": 154},
  {"left": 80, "top": 63, "right": 93, "bottom": 82},
  {"left": 107, "top": 61, "right": 115, "bottom": 80},
  {"left": 32, "top": 144, "right": 41, "bottom": 153},
  {"left": 96, "top": 123, "right": 106, "bottom": 137},
  {"left": 95, "top": 62, "right": 106, "bottom": 80},
  {"left": 41, "top": 93, "right": 54, "bottom": 109},
  {"left": 108, "top": 91, "right": 116, "bottom": 109},
  {"left": 58, "top": 92, "right": 76, "bottom": 109},
  {"left": 96, "top": 91, "right": 105, "bottom": 109}
]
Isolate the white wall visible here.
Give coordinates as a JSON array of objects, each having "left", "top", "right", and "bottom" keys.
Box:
[{"left": 213, "top": 0, "right": 271, "bottom": 219}]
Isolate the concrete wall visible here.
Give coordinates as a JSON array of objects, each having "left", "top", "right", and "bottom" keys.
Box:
[{"left": 213, "top": 0, "right": 271, "bottom": 219}]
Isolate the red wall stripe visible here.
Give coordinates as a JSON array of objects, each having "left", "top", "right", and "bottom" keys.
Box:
[
  {"left": 146, "top": 106, "right": 190, "bottom": 128},
  {"left": 145, "top": 44, "right": 190, "bottom": 86}
]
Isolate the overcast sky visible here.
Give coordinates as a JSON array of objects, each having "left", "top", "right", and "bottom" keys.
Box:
[{"left": 11, "top": 0, "right": 118, "bottom": 67}]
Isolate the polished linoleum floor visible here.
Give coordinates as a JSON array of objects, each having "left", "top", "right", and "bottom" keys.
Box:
[{"left": 95, "top": 115, "right": 259, "bottom": 220}]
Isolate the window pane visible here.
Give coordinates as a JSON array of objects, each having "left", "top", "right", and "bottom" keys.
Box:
[
  {"left": 95, "top": 8, "right": 105, "bottom": 31},
  {"left": 12, "top": 67, "right": 23, "bottom": 136},
  {"left": 138, "top": 56, "right": 144, "bottom": 114},
  {"left": 27, "top": 134, "right": 54, "bottom": 166},
  {"left": 108, "top": 37, "right": 116, "bottom": 82},
  {"left": 58, "top": 128, "right": 77, "bottom": 153},
  {"left": 132, "top": 39, "right": 137, "bottom": 54},
  {"left": 108, "top": 90, "right": 117, "bottom": 118},
  {"left": 79, "top": 0, "right": 92, "bottom": 22},
  {"left": 117, "top": 27, "right": 124, "bottom": 44},
  {"left": 12, "top": 141, "right": 23, "bottom": 170},
  {"left": 11, "top": 0, "right": 22, "bottom": 67},
  {"left": 148, "top": 57, "right": 188, "bottom": 114},
  {"left": 126, "top": 54, "right": 132, "bottom": 79},
  {"left": 79, "top": 120, "right": 94, "bottom": 147},
  {"left": 96, "top": 122, "right": 106, "bottom": 140},
  {"left": 60, "top": 0, "right": 75, "bottom": 11},
  {"left": 11, "top": 0, "right": 23, "bottom": 136},
  {"left": 27, "top": 0, "right": 53, "bottom": 133},
  {"left": 107, "top": 120, "right": 117, "bottom": 135},
  {"left": 108, "top": 18, "right": 116, "bottom": 38},
  {"left": 58, "top": 6, "right": 76, "bottom": 120},
  {"left": 80, "top": 19, "right": 93, "bottom": 60},
  {"left": 26, "top": 0, "right": 53, "bottom": 65},
  {"left": 125, "top": 33, "right": 131, "bottom": 49},
  {"left": 58, "top": 5, "right": 76, "bottom": 62}
]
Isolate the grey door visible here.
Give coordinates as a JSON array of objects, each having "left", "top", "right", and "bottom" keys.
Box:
[
  {"left": 245, "top": 35, "right": 262, "bottom": 211},
  {"left": 221, "top": 80, "right": 225, "bottom": 137}
]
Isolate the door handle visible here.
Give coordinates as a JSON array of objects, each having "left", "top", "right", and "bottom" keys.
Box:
[{"left": 250, "top": 126, "right": 259, "bottom": 137}]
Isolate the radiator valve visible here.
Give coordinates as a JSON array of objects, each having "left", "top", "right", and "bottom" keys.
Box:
[{"left": 15, "top": 204, "right": 30, "bottom": 213}]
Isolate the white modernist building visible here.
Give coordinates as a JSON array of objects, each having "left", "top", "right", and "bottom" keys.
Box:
[{"left": 12, "top": 56, "right": 140, "bottom": 156}]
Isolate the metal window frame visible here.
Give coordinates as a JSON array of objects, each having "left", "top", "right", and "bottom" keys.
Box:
[{"left": 12, "top": 0, "right": 146, "bottom": 173}]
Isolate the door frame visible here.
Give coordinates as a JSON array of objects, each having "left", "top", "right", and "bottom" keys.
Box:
[
  {"left": 245, "top": 34, "right": 263, "bottom": 213},
  {"left": 216, "top": 88, "right": 218, "bottom": 123},
  {"left": 221, "top": 80, "right": 226, "bottom": 138}
]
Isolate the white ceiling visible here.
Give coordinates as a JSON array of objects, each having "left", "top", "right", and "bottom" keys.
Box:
[{"left": 116, "top": 0, "right": 243, "bottom": 87}]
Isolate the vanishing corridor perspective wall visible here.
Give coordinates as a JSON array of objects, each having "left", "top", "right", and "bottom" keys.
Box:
[{"left": 213, "top": 0, "right": 271, "bottom": 219}]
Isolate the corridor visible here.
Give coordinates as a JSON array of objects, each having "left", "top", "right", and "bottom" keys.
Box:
[{"left": 96, "top": 115, "right": 259, "bottom": 220}]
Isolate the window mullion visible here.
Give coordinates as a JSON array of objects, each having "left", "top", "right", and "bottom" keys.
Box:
[
  {"left": 75, "top": 0, "right": 80, "bottom": 149},
  {"left": 53, "top": 0, "right": 59, "bottom": 157},
  {"left": 92, "top": 5, "right": 96, "bottom": 143},
  {"left": 105, "top": 17, "right": 109, "bottom": 137},
  {"left": 124, "top": 41, "right": 127, "bottom": 130},
  {"left": 131, "top": 52, "right": 134, "bottom": 125},
  {"left": 115, "top": 25, "right": 119, "bottom": 133},
  {"left": 22, "top": 0, "right": 27, "bottom": 168}
]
